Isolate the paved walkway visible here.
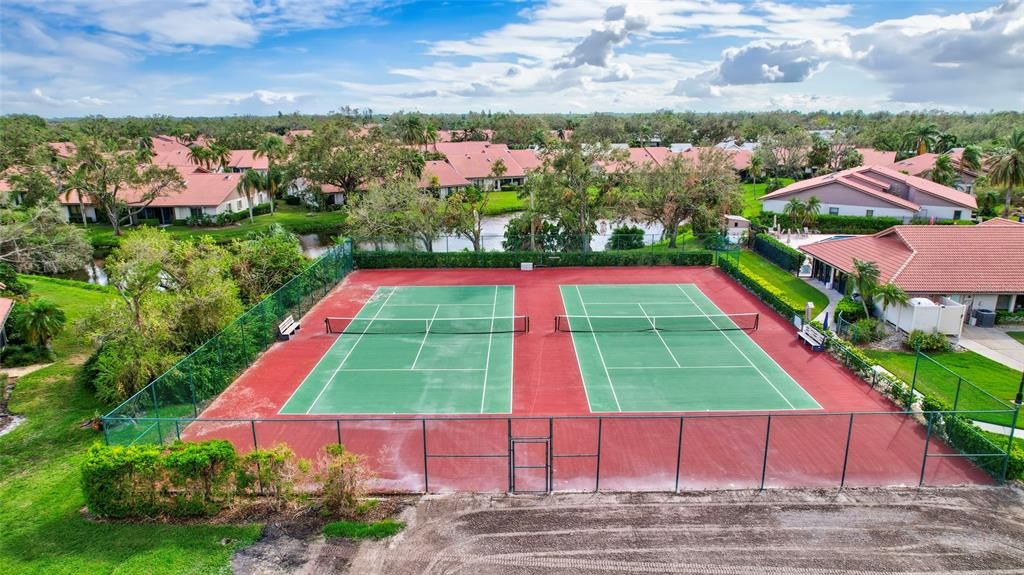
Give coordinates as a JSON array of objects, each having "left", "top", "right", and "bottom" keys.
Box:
[
  {"left": 801, "top": 277, "right": 843, "bottom": 325},
  {"left": 959, "top": 325, "right": 1024, "bottom": 372}
]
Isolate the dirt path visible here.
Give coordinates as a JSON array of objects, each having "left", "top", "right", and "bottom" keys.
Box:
[{"left": 347, "top": 487, "right": 1024, "bottom": 574}]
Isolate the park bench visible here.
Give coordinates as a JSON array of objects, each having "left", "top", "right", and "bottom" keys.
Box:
[
  {"left": 278, "top": 315, "right": 300, "bottom": 340},
  {"left": 797, "top": 323, "right": 826, "bottom": 351}
]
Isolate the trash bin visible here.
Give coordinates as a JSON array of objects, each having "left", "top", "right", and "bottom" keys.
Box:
[{"left": 974, "top": 308, "right": 996, "bottom": 328}]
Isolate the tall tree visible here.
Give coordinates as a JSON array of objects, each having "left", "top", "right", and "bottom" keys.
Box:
[
  {"left": 623, "top": 150, "right": 739, "bottom": 248},
  {"left": 0, "top": 204, "right": 91, "bottom": 273},
  {"left": 208, "top": 142, "right": 233, "bottom": 172},
  {"left": 253, "top": 134, "right": 288, "bottom": 213},
  {"left": 902, "top": 123, "right": 941, "bottom": 156},
  {"left": 187, "top": 145, "right": 214, "bottom": 170},
  {"left": 929, "top": 155, "right": 956, "bottom": 187},
  {"left": 238, "top": 169, "right": 264, "bottom": 224},
  {"left": 67, "top": 137, "right": 185, "bottom": 235},
  {"left": 959, "top": 145, "right": 983, "bottom": 181},
  {"left": 985, "top": 129, "right": 1024, "bottom": 218},
  {"left": 748, "top": 155, "right": 763, "bottom": 185},
  {"left": 875, "top": 282, "right": 909, "bottom": 322}
]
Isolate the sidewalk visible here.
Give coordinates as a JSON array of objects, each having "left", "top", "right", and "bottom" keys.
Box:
[
  {"left": 958, "top": 325, "right": 1024, "bottom": 372},
  {"left": 801, "top": 277, "right": 843, "bottom": 325}
]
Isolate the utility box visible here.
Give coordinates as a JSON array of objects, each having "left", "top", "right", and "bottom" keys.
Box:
[
  {"left": 974, "top": 308, "right": 996, "bottom": 328},
  {"left": 520, "top": 262, "right": 534, "bottom": 271}
]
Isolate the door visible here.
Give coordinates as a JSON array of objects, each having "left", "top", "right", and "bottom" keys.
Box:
[{"left": 510, "top": 438, "right": 550, "bottom": 493}]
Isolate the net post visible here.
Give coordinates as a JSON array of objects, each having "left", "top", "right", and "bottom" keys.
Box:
[
  {"left": 674, "top": 416, "right": 684, "bottom": 493},
  {"left": 759, "top": 414, "right": 772, "bottom": 491},
  {"left": 918, "top": 413, "right": 934, "bottom": 487},
  {"left": 839, "top": 413, "right": 854, "bottom": 490},
  {"left": 422, "top": 419, "right": 429, "bottom": 493},
  {"left": 755, "top": 313, "right": 760, "bottom": 331},
  {"left": 595, "top": 417, "right": 603, "bottom": 493}
]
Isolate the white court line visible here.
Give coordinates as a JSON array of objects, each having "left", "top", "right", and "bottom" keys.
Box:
[
  {"left": 410, "top": 305, "right": 439, "bottom": 370},
  {"left": 384, "top": 303, "right": 494, "bottom": 307},
  {"left": 576, "top": 285, "right": 622, "bottom": 412},
  {"left": 480, "top": 285, "right": 498, "bottom": 413},
  {"left": 638, "top": 303, "right": 681, "bottom": 368},
  {"left": 338, "top": 368, "right": 486, "bottom": 372},
  {"left": 585, "top": 301, "right": 703, "bottom": 305},
  {"left": 306, "top": 287, "right": 396, "bottom": 414},
  {"left": 675, "top": 284, "right": 795, "bottom": 409},
  {"left": 606, "top": 365, "right": 753, "bottom": 370}
]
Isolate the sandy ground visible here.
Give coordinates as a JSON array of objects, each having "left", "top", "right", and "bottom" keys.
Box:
[{"left": 346, "top": 487, "right": 1024, "bottom": 575}]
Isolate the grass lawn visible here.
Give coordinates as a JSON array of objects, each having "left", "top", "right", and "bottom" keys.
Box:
[
  {"left": 1008, "top": 332, "right": 1024, "bottom": 345},
  {"left": 0, "top": 276, "right": 262, "bottom": 574},
  {"left": 83, "top": 203, "right": 347, "bottom": 248},
  {"left": 483, "top": 190, "right": 525, "bottom": 215},
  {"left": 862, "top": 349, "right": 1023, "bottom": 428},
  {"left": 738, "top": 249, "right": 829, "bottom": 314},
  {"left": 741, "top": 179, "right": 794, "bottom": 219},
  {"left": 323, "top": 519, "right": 405, "bottom": 540}
]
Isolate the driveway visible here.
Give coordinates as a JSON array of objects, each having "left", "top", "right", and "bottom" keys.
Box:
[{"left": 959, "top": 325, "right": 1024, "bottom": 372}]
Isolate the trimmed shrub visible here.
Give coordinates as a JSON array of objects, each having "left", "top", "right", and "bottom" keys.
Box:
[
  {"left": 751, "top": 233, "right": 804, "bottom": 273},
  {"left": 906, "top": 329, "right": 951, "bottom": 352},
  {"left": 236, "top": 445, "right": 310, "bottom": 508},
  {"left": 835, "top": 296, "right": 865, "bottom": 322},
  {"left": 161, "top": 440, "right": 238, "bottom": 516},
  {"left": 354, "top": 250, "right": 715, "bottom": 269},
  {"left": 717, "top": 256, "right": 801, "bottom": 319},
  {"left": 849, "top": 318, "right": 885, "bottom": 344},
  {"left": 755, "top": 212, "right": 964, "bottom": 235},
  {"left": 995, "top": 310, "right": 1024, "bottom": 325},
  {"left": 81, "top": 443, "right": 163, "bottom": 518},
  {"left": 320, "top": 444, "right": 372, "bottom": 515},
  {"left": 0, "top": 343, "right": 54, "bottom": 367},
  {"left": 608, "top": 225, "right": 646, "bottom": 250}
]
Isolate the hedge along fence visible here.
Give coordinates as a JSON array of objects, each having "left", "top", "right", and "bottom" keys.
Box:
[
  {"left": 716, "top": 254, "right": 801, "bottom": 320},
  {"left": 354, "top": 249, "right": 717, "bottom": 269},
  {"left": 102, "top": 240, "right": 354, "bottom": 446},
  {"left": 751, "top": 233, "right": 804, "bottom": 273},
  {"left": 754, "top": 212, "right": 965, "bottom": 235}
]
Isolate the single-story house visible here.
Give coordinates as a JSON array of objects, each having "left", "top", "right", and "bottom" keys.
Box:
[
  {"left": 419, "top": 160, "right": 471, "bottom": 197},
  {"left": 760, "top": 165, "right": 977, "bottom": 222},
  {"left": 433, "top": 142, "right": 530, "bottom": 190},
  {"left": 889, "top": 149, "right": 982, "bottom": 193},
  {"left": 600, "top": 145, "right": 752, "bottom": 174},
  {"left": 800, "top": 218, "right": 1024, "bottom": 336},
  {"left": 60, "top": 172, "right": 265, "bottom": 225},
  {"left": 854, "top": 148, "right": 897, "bottom": 167},
  {"left": 225, "top": 150, "right": 269, "bottom": 173}
]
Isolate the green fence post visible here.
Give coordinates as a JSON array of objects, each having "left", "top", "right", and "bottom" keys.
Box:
[
  {"left": 1000, "top": 377, "right": 1023, "bottom": 483},
  {"left": 150, "top": 383, "right": 163, "bottom": 445},
  {"left": 910, "top": 349, "right": 921, "bottom": 400},
  {"left": 188, "top": 363, "right": 198, "bottom": 417},
  {"left": 918, "top": 413, "right": 934, "bottom": 487},
  {"left": 953, "top": 377, "right": 962, "bottom": 411}
]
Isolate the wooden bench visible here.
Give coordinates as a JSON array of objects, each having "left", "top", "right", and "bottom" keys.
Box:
[
  {"left": 278, "top": 315, "right": 300, "bottom": 340},
  {"left": 797, "top": 324, "right": 826, "bottom": 351}
]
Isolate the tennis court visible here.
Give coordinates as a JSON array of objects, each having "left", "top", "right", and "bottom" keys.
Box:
[
  {"left": 559, "top": 283, "right": 821, "bottom": 413},
  {"left": 280, "top": 285, "right": 523, "bottom": 414}
]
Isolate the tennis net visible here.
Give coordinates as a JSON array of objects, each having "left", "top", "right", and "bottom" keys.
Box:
[
  {"left": 325, "top": 315, "right": 530, "bottom": 335},
  {"left": 554, "top": 312, "right": 759, "bottom": 333}
]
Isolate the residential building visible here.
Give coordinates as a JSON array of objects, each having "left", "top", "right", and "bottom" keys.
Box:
[
  {"left": 600, "top": 145, "right": 752, "bottom": 174},
  {"left": 418, "top": 160, "right": 471, "bottom": 197},
  {"left": 0, "top": 297, "right": 12, "bottom": 351},
  {"left": 760, "top": 165, "right": 977, "bottom": 222},
  {"left": 433, "top": 142, "right": 531, "bottom": 190},
  {"left": 889, "top": 149, "right": 982, "bottom": 193},
  {"left": 800, "top": 218, "right": 1024, "bottom": 336}
]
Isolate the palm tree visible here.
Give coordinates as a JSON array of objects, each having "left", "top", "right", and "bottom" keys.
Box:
[
  {"left": 424, "top": 122, "right": 438, "bottom": 152},
  {"left": 13, "top": 298, "right": 66, "bottom": 350},
  {"left": 253, "top": 135, "right": 288, "bottom": 212},
  {"left": 489, "top": 158, "right": 507, "bottom": 191},
  {"left": 803, "top": 196, "right": 822, "bottom": 229},
  {"left": 263, "top": 166, "right": 289, "bottom": 215},
  {"left": 985, "top": 128, "right": 1024, "bottom": 217},
  {"left": 930, "top": 155, "right": 956, "bottom": 187},
  {"left": 959, "top": 144, "right": 982, "bottom": 181},
  {"left": 851, "top": 259, "right": 880, "bottom": 318},
  {"left": 208, "top": 143, "right": 232, "bottom": 172},
  {"left": 902, "top": 123, "right": 941, "bottom": 156},
  {"left": 238, "top": 169, "right": 265, "bottom": 224},
  {"left": 782, "top": 198, "right": 806, "bottom": 229},
  {"left": 934, "top": 132, "right": 960, "bottom": 154},
  {"left": 400, "top": 115, "right": 425, "bottom": 147},
  {"left": 875, "top": 282, "right": 909, "bottom": 325},
  {"left": 187, "top": 145, "right": 213, "bottom": 170},
  {"left": 748, "top": 155, "right": 764, "bottom": 186},
  {"left": 135, "top": 136, "right": 155, "bottom": 162}
]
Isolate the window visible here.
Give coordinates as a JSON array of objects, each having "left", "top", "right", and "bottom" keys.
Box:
[
  {"left": 996, "top": 294, "right": 1013, "bottom": 311},
  {"left": 865, "top": 209, "right": 874, "bottom": 217},
  {"left": 829, "top": 207, "right": 839, "bottom": 216},
  {"left": 190, "top": 207, "right": 203, "bottom": 218},
  {"left": 953, "top": 210, "right": 962, "bottom": 220}
]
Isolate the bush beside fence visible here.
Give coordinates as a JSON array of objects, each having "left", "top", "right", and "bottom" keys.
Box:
[
  {"left": 355, "top": 250, "right": 716, "bottom": 269},
  {"left": 102, "top": 240, "right": 354, "bottom": 445},
  {"left": 717, "top": 255, "right": 801, "bottom": 319},
  {"left": 751, "top": 234, "right": 804, "bottom": 273},
  {"left": 754, "top": 212, "right": 963, "bottom": 235}
]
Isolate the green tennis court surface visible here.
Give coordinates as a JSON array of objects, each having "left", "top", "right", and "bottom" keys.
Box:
[
  {"left": 281, "top": 285, "right": 516, "bottom": 414},
  {"left": 559, "top": 284, "right": 820, "bottom": 413}
]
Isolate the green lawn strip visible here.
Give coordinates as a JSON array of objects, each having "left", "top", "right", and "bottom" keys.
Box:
[
  {"left": 1, "top": 278, "right": 261, "bottom": 574},
  {"left": 83, "top": 204, "right": 347, "bottom": 248},
  {"left": 21, "top": 276, "right": 118, "bottom": 359},
  {"left": 323, "top": 519, "right": 405, "bottom": 540},
  {"left": 1007, "top": 332, "right": 1024, "bottom": 345},
  {"left": 862, "top": 349, "right": 1023, "bottom": 428},
  {"left": 741, "top": 179, "right": 794, "bottom": 219},
  {"left": 482, "top": 190, "right": 525, "bottom": 215},
  {"left": 738, "top": 250, "right": 828, "bottom": 313}
]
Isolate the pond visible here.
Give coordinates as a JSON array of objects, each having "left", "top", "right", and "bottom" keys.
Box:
[{"left": 58, "top": 216, "right": 668, "bottom": 284}]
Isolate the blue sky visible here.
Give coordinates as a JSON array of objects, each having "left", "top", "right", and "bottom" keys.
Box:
[{"left": 1, "top": 0, "right": 1022, "bottom": 117}]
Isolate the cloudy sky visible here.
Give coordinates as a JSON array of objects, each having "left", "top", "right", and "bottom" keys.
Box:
[{"left": 1, "top": 0, "right": 1022, "bottom": 117}]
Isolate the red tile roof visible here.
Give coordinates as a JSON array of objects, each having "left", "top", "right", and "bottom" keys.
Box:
[
  {"left": 760, "top": 165, "right": 976, "bottom": 211},
  {"left": 419, "top": 160, "right": 471, "bottom": 189},
  {"left": 227, "top": 150, "right": 269, "bottom": 171},
  {"left": 62, "top": 172, "right": 242, "bottom": 208},
  {"left": 508, "top": 149, "right": 542, "bottom": 171},
  {"left": 0, "top": 297, "right": 13, "bottom": 328},
  {"left": 801, "top": 219, "right": 1024, "bottom": 293},
  {"left": 434, "top": 142, "right": 525, "bottom": 179},
  {"left": 854, "top": 148, "right": 897, "bottom": 167},
  {"left": 889, "top": 149, "right": 981, "bottom": 178},
  {"left": 600, "top": 146, "right": 750, "bottom": 174}
]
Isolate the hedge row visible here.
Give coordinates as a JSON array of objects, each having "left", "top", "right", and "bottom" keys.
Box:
[
  {"left": 751, "top": 233, "right": 804, "bottom": 273},
  {"left": 755, "top": 212, "right": 963, "bottom": 235},
  {"left": 716, "top": 256, "right": 801, "bottom": 319},
  {"left": 354, "top": 250, "right": 716, "bottom": 269},
  {"left": 996, "top": 311, "right": 1024, "bottom": 325}
]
